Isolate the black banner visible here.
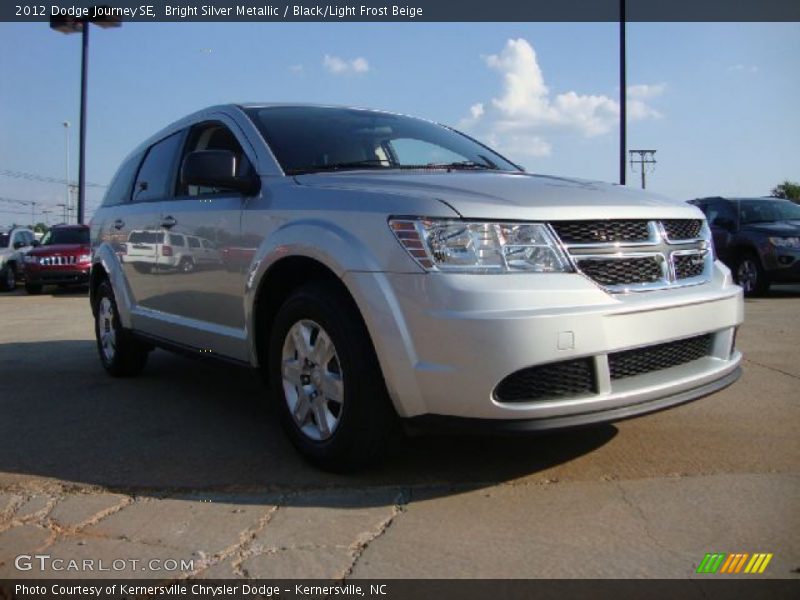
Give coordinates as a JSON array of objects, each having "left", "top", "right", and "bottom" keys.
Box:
[
  {"left": 2, "top": 579, "right": 800, "bottom": 600},
  {"left": 3, "top": 0, "right": 800, "bottom": 23}
]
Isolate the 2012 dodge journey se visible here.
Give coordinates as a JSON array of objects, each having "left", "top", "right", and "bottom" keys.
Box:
[{"left": 89, "top": 104, "right": 743, "bottom": 470}]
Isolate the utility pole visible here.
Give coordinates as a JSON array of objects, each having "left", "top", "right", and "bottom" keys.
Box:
[
  {"left": 619, "top": 0, "right": 627, "bottom": 185},
  {"left": 629, "top": 149, "right": 657, "bottom": 189},
  {"left": 63, "top": 121, "right": 70, "bottom": 223}
]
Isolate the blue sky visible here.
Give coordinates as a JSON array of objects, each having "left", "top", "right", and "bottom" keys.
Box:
[{"left": 1, "top": 21, "right": 798, "bottom": 226}]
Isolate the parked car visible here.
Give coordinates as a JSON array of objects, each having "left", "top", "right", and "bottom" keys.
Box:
[
  {"left": 688, "top": 197, "right": 800, "bottom": 295},
  {"left": 89, "top": 104, "right": 743, "bottom": 470},
  {"left": 123, "top": 230, "right": 220, "bottom": 273},
  {"left": 23, "top": 224, "right": 91, "bottom": 294},
  {"left": 0, "top": 226, "right": 36, "bottom": 291}
]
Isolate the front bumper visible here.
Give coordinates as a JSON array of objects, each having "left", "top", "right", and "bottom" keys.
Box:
[
  {"left": 344, "top": 260, "right": 743, "bottom": 424},
  {"left": 765, "top": 247, "right": 800, "bottom": 283},
  {"left": 25, "top": 266, "right": 90, "bottom": 285}
]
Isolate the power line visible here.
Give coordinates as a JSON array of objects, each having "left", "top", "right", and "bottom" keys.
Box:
[{"left": 0, "top": 168, "right": 107, "bottom": 188}]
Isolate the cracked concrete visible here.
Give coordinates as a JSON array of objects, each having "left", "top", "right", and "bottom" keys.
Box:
[{"left": 0, "top": 284, "right": 798, "bottom": 579}]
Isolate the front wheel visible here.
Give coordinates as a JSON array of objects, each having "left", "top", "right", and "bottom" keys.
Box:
[
  {"left": 93, "top": 280, "right": 150, "bottom": 377},
  {"left": 735, "top": 253, "right": 769, "bottom": 296},
  {"left": 0, "top": 264, "right": 16, "bottom": 291},
  {"left": 268, "top": 281, "right": 396, "bottom": 471}
]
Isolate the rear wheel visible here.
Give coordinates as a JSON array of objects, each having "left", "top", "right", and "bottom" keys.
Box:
[
  {"left": 0, "top": 264, "right": 16, "bottom": 291},
  {"left": 25, "top": 283, "right": 43, "bottom": 295},
  {"left": 268, "top": 281, "right": 396, "bottom": 471},
  {"left": 735, "top": 252, "right": 769, "bottom": 296},
  {"left": 179, "top": 257, "right": 195, "bottom": 273},
  {"left": 93, "top": 280, "right": 150, "bottom": 377}
]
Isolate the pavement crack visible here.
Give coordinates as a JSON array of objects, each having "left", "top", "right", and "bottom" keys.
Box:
[
  {"left": 615, "top": 481, "right": 683, "bottom": 562},
  {"left": 743, "top": 358, "right": 800, "bottom": 381},
  {"left": 338, "top": 488, "right": 410, "bottom": 582}
]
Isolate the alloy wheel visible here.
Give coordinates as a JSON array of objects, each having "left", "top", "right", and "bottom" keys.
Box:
[{"left": 97, "top": 297, "right": 117, "bottom": 363}]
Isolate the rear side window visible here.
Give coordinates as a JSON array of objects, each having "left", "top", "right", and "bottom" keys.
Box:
[
  {"left": 102, "top": 152, "right": 144, "bottom": 207},
  {"left": 187, "top": 237, "right": 201, "bottom": 248},
  {"left": 133, "top": 133, "right": 184, "bottom": 202},
  {"left": 128, "top": 231, "right": 163, "bottom": 244},
  {"left": 168, "top": 234, "right": 186, "bottom": 246}
]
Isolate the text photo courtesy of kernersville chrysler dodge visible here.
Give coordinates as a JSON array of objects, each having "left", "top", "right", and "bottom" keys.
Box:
[{"left": 88, "top": 104, "right": 743, "bottom": 471}]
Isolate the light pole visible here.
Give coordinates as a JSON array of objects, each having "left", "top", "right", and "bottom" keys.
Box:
[
  {"left": 50, "top": 9, "right": 120, "bottom": 224},
  {"left": 63, "top": 121, "right": 70, "bottom": 223},
  {"left": 619, "top": 0, "right": 627, "bottom": 186}
]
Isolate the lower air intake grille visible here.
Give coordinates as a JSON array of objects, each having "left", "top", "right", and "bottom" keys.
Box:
[
  {"left": 495, "top": 358, "right": 595, "bottom": 403},
  {"left": 609, "top": 334, "right": 712, "bottom": 380},
  {"left": 577, "top": 257, "right": 662, "bottom": 286}
]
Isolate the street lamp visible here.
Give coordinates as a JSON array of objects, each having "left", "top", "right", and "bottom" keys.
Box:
[
  {"left": 63, "top": 121, "right": 70, "bottom": 223},
  {"left": 50, "top": 7, "right": 120, "bottom": 225}
]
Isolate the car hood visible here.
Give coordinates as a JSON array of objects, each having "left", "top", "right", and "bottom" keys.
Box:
[
  {"left": 742, "top": 221, "right": 800, "bottom": 235},
  {"left": 30, "top": 244, "right": 89, "bottom": 256},
  {"left": 293, "top": 171, "right": 700, "bottom": 220}
]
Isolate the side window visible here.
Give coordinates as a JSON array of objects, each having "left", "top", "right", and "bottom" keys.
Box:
[
  {"left": 168, "top": 234, "right": 185, "bottom": 247},
  {"left": 11, "top": 231, "right": 25, "bottom": 247},
  {"left": 132, "top": 132, "right": 184, "bottom": 202},
  {"left": 187, "top": 237, "right": 201, "bottom": 249},
  {"left": 102, "top": 152, "right": 144, "bottom": 207},
  {"left": 177, "top": 122, "right": 251, "bottom": 197}
]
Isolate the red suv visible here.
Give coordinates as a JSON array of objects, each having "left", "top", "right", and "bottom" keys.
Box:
[{"left": 23, "top": 224, "right": 91, "bottom": 294}]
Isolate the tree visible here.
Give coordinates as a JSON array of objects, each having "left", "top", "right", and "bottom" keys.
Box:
[
  {"left": 771, "top": 180, "right": 800, "bottom": 202},
  {"left": 33, "top": 222, "right": 49, "bottom": 234}
]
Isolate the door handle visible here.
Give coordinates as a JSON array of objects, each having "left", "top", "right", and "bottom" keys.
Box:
[
  {"left": 161, "top": 216, "right": 177, "bottom": 229},
  {"left": 113, "top": 219, "right": 125, "bottom": 230}
]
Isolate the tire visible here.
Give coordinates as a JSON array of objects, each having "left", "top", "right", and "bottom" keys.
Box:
[
  {"left": 734, "top": 252, "right": 769, "bottom": 296},
  {"left": 268, "top": 281, "right": 397, "bottom": 471},
  {"left": 93, "top": 280, "right": 150, "bottom": 377},
  {"left": 25, "top": 283, "right": 43, "bottom": 295},
  {"left": 179, "top": 257, "right": 195, "bottom": 274},
  {"left": 0, "top": 263, "right": 17, "bottom": 291}
]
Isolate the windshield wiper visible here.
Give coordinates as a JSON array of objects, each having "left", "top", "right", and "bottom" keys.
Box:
[
  {"left": 399, "top": 161, "right": 495, "bottom": 171},
  {"left": 287, "top": 160, "right": 392, "bottom": 175}
]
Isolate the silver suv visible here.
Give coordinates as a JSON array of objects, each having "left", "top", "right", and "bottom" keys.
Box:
[
  {"left": 0, "top": 227, "right": 36, "bottom": 291},
  {"left": 90, "top": 104, "right": 743, "bottom": 470}
]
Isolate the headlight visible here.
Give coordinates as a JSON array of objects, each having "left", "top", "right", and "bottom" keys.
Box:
[
  {"left": 389, "top": 218, "right": 572, "bottom": 273},
  {"left": 24, "top": 255, "right": 38, "bottom": 264},
  {"left": 769, "top": 236, "right": 800, "bottom": 248},
  {"left": 79, "top": 254, "right": 92, "bottom": 263}
]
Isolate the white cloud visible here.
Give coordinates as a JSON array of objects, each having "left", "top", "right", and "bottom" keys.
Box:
[
  {"left": 728, "top": 64, "right": 758, "bottom": 74},
  {"left": 289, "top": 64, "right": 304, "bottom": 74},
  {"left": 323, "top": 54, "right": 370, "bottom": 75},
  {"left": 462, "top": 39, "right": 664, "bottom": 159}
]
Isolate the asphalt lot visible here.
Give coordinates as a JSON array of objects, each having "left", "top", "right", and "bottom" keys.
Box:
[{"left": 0, "top": 284, "right": 798, "bottom": 580}]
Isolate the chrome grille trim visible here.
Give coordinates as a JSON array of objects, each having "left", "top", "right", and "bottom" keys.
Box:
[
  {"left": 37, "top": 255, "right": 78, "bottom": 266},
  {"left": 551, "top": 219, "right": 713, "bottom": 293}
]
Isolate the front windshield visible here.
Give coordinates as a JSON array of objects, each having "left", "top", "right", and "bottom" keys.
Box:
[
  {"left": 245, "top": 106, "right": 520, "bottom": 175},
  {"left": 739, "top": 199, "right": 800, "bottom": 224},
  {"left": 41, "top": 228, "right": 90, "bottom": 245}
]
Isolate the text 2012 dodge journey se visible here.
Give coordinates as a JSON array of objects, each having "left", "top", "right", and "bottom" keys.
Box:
[{"left": 90, "top": 104, "right": 743, "bottom": 470}]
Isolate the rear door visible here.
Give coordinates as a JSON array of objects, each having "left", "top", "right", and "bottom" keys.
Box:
[{"left": 118, "top": 131, "right": 185, "bottom": 331}]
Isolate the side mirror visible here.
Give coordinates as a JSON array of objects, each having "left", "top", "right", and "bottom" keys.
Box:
[
  {"left": 180, "top": 150, "right": 259, "bottom": 195},
  {"left": 31, "top": 240, "right": 40, "bottom": 247}
]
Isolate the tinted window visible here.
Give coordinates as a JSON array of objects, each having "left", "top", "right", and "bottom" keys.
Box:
[
  {"left": 245, "top": 106, "right": 519, "bottom": 174},
  {"left": 133, "top": 133, "right": 183, "bottom": 202},
  {"left": 128, "top": 231, "right": 164, "bottom": 244},
  {"left": 11, "top": 231, "right": 25, "bottom": 246},
  {"left": 739, "top": 199, "right": 800, "bottom": 224},
  {"left": 168, "top": 234, "right": 185, "bottom": 246},
  {"left": 42, "top": 228, "right": 90, "bottom": 245},
  {"left": 187, "top": 237, "right": 201, "bottom": 248},
  {"left": 102, "top": 152, "right": 144, "bottom": 206},
  {"left": 0, "top": 233, "right": 9, "bottom": 247}
]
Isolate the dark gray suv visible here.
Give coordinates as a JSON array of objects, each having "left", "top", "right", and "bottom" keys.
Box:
[{"left": 689, "top": 197, "right": 800, "bottom": 295}]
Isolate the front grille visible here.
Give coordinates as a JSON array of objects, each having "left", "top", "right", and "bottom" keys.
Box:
[
  {"left": 37, "top": 255, "right": 78, "bottom": 266},
  {"left": 609, "top": 334, "right": 712, "bottom": 380},
  {"left": 551, "top": 220, "right": 649, "bottom": 244},
  {"left": 663, "top": 219, "right": 702, "bottom": 240},
  {"left": 674, "top": 253, "right": 706, "bottom": 279},
  {"left": 577, "top": 257, "right": 662, "bottom": 286},
  {"left": 495, "top": 358, "right": 595, "bottom": 402}
]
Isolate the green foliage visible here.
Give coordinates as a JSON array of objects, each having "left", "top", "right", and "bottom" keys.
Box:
[{"left": 771, "top": 180, "right": 800, "bottom": 202}]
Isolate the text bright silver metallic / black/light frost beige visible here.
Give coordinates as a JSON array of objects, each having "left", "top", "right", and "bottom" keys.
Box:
[{"left": 89, "top": 104, "right": 743, "bottom": 470}]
